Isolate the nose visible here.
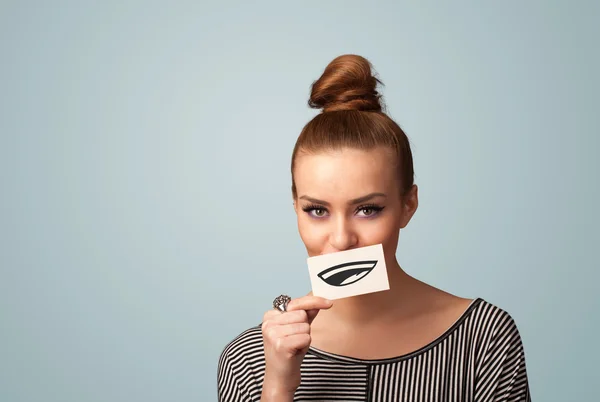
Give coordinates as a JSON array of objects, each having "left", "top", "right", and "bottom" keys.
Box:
[{"left": 328, "top": 215, "right": 358, "bottom": 252}]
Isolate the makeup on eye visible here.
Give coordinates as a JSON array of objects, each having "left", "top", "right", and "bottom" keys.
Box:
[{"left": 301, "top": 203, "right": 385, "bottom": 219}]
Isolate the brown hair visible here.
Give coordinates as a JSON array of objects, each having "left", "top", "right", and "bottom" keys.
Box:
[{"left": 291, "top": 54, "right": 414, "bottom": 199}]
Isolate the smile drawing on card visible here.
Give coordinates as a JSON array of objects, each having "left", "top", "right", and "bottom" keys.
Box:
[
  {"left": 317, "top": 260, "right": 378, "bottom": 287},
  {"left": 307, "top": 244, "right": 390, "bottom": 300}
]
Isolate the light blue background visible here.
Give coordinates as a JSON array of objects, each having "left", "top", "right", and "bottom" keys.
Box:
[{"left": 1, "top": 1, "right": 598, "bottom": 401}]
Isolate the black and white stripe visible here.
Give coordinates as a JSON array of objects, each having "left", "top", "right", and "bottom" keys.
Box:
[{"left": 217, "top": 298, "right": 531, "bottom": 401}]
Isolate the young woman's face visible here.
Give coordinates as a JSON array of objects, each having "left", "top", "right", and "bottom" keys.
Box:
[{"left": 293, "top": 146, "right": 417, "bottom": 262}]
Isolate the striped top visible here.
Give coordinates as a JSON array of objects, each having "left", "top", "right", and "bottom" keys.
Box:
[{"left": 217, "top": 298, "right": 531, "bottom": 401}]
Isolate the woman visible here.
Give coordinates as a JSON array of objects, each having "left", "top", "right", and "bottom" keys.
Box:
[{"left": 217, "top": 55, "right": 531, "bottom": 401}]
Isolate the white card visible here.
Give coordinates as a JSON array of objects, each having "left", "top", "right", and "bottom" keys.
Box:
[{"left": 307, "top": 244, "right": 389, "bottom": 300}]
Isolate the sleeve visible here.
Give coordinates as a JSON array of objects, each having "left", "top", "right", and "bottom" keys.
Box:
[
  {"left": 217, "top": 348, "right": 254, "bottom": 402},
  {"left": 475, "top": 311, "right": 532, "bottom": 401}
]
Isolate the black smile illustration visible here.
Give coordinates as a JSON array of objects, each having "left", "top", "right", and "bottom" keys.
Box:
[{"left": 317, "top": 260, "right": 378, "bottom": 287}]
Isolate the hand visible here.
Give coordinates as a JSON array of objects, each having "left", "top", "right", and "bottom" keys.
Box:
[{"left": 260, "top": 296, "right": 333, "bottom": 399}]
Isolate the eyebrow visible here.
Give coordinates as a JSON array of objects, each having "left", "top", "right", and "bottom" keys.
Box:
[{"left": 299, "top": 192, "right": 387, "bottom": 206}]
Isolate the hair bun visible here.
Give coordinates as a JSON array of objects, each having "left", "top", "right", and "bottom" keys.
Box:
[{"left": 308, "top": 54, "right": 384, "bottom": 113}]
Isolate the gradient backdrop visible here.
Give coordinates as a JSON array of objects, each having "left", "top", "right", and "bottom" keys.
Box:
[{"left": 1, "top": 1, "right": 598, "bottom": 401}]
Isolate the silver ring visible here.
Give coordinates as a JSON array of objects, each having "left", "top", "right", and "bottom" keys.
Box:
[{"left": 273, "top": 294, "right": 291, "bottom": 312}]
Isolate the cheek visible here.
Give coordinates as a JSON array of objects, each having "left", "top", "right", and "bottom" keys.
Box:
[
  {"left": 380, "top": 215, "right": 402, "bottom": 260},
  {"left": 356, "top": 214, "right": 402, "bottom": 262},
  {"left": 360, "top": 217, "right": 399, "bottom": 244},
  {"left": 296, "top": 215, "right": 325, "bottom": 253}
]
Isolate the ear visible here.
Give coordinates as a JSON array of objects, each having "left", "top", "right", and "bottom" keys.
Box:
[
  {"left": 399, "top": 184, "right": 418, "bottom": 228},
  {"left": 293, "top": 199, "right": 298, "bottom": 215}
]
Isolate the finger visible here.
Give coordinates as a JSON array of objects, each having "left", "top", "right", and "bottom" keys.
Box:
[
  {"left": 263, "top": 309, "right": 282, "bottom": 323},
  {"left": 276, "top": 333, "right": 311, "bottom": 353},
  {"left": 263, "top": 310, "right": 307, "bottom": 329},
  {"left": 271, "top": 310, "right": 308, "bottom": 325},
  {"left": 286, "top": 296, "right": 333, "bottom": 313},
  {"left": 266, "top": 323, "right": 310, "bottom": 340}
]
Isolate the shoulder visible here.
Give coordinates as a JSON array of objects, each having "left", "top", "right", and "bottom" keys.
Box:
[
  {"left": 429, "top": 296, "right": 526, "bottom": 355},
  {"left": 466, "top": 299, "right": 529, "bottom": 371},
  {"left": 467, "top": 298, "right": 524, "bottom": 341},
  {"left": 467, "top": 300, "right": 532, "bottom": 399},
  {"left": 428, "top": 290, "right": 524, "bottom": 343},
  {"left": 219, "top": 324, "right": 264, "bottom": 369},
  {"left": 422, "top": 284, "right": 521, "bottom": 339},
  {"left": 217, "top": 325, "right": 265, "bottom": 401}
]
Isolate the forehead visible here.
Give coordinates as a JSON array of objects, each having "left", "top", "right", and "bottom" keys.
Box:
[{"left": 294, "top": 147, "right": 398, "bottom": 200}]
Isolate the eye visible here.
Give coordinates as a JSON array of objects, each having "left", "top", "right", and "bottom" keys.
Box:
[
  {"left": 302, "top": 204, "right": 329, "bottom": 218},
  {"left": 317, "top": 260, "right": 378, "bottom": 287},
  {"left": 360, "top": 207, "right": 375, "bottom": 216},
  {"left": 313, "top": 208, "right": 326, "bottom": 217},
  {"left": 356, "top": 204, "right": 384, "bottom": 217}
]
